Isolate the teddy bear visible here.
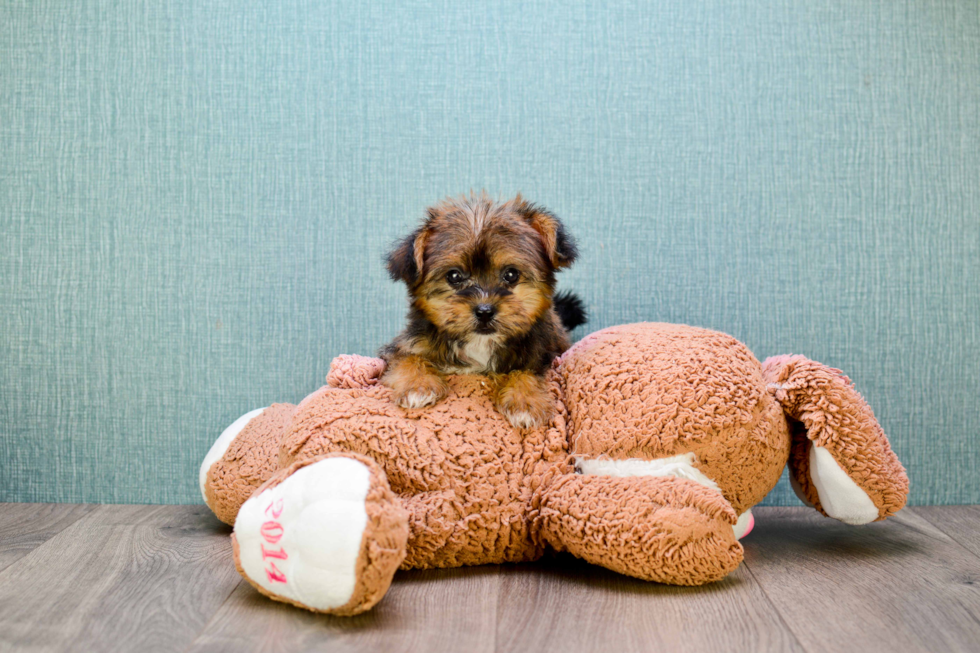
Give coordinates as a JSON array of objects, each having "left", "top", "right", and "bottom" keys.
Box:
[{"left": 199, "top": 322, "right": 909, "bottom": 616}]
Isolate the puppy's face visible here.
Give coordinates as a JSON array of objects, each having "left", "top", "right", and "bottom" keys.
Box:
[{"left": 387, "top": 194, "right": 577, "bottom": 340}]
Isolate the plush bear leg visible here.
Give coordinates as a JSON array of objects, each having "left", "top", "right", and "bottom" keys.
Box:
[
  {"left": 201, "top": 403, "right": 298, "bottom": 525},
  {"left": 232, "top": 452, "right": 409, "bottom": 615},
  {"left": 532, "top": 474, "right": 744, "bottom": 585},
  {"left": 762, "top": 355, "right": 909, "bottom": 524}
]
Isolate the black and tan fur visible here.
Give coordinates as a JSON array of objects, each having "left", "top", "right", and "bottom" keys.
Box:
[{"left": 380, "top": 192, "right": 585, "bottom": 428}]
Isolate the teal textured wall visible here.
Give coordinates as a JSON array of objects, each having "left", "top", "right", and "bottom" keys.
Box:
[{"left": 2, "top": 1, "right": 978, "bottom": 505}]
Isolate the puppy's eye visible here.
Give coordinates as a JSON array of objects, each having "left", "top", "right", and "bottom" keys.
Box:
[
  {"left": 446, "top": 270, "right": 464, "bottom": 286},
  {"left": 502, "top": 268, "right": 520, "bottom": 284}
]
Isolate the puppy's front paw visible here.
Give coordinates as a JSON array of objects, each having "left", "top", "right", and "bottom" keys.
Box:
[
  {"left": 495, "top": 372, "right": 552, "bottom": 429},
  {"left": 382, "top": 354, "right": 448, "bottom": 410},
  {"left": 392, "top": 375, "right": 447, "bottom": 409}
]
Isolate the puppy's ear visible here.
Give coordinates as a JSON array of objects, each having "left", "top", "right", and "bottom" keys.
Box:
[
  {"left": 515, "top": 197, "right": 578, "bottom": 269},
  {"left": 385, "top": 227, "right": 429, "bottom": 285}
]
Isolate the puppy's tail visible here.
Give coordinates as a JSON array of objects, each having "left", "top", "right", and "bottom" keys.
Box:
[{"left": 554, "top": 291, "right": 587, "bottom": 331}]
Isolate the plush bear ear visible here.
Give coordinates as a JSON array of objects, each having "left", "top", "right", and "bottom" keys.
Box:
[
  {"left": 385, "top": 227, "right": 429, "bottom": 285},
  {"left": 514, "top": 195, "right": 578, "bottom": 270}
]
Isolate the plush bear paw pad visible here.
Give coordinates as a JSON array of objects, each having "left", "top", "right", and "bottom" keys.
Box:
[
  {"left": 233, "top": 457, "right": 372, "bottom": 611},
  {"left": 733, "top": 509, "right": 754, "bottom": 539},
  {"left": 809, "top": 446, "right": 879, "bottom": 525}
]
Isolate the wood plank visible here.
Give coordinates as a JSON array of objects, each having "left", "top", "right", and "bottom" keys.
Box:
[
  {"left": 0, "top": 504, "right": 242, "bottom": 652},
  {"left": 911, "top": 506, "right": 980, "bottom": 560},
  {"left": 495, "top": 554, "right": 803, "bottom": 653},
  {"left": 0, "top": 503, "right": 96, "bottom": 573},
  {"left": 743, "top": 506, "right": 980, "bottom": 653},
  {"left": 193, "top": 551, "right": 802, "bottom": 653},
  {"left": 187, "top": 564, "right": 500, "bottom": 653}
]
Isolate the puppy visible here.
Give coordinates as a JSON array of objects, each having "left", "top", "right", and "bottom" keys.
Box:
[{"left": 380, "top": 192, "right": 586, "bottom": 429}]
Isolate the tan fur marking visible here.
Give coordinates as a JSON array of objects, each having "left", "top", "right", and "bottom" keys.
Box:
[
  {"left": 412, "top": 229, "right": 429, "bottom": 278},
  {"left": 513, "top": 197, "right": 570, "bottom": 269},
  {"left": 497, "top": 281, "right": 551, "bottom": 336}
]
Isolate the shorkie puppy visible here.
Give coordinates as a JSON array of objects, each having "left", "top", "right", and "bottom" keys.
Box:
[{"left": 380, "top": 192, "right": 586, "bottom": 429}]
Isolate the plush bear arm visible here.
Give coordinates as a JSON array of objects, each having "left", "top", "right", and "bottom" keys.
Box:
[
  {"left": 327, "top": 355, "right": 387, "bottom": 389},
  {"left": 762, "top": 355, "right": 909, "bottom": 524},
  {"left": 532, "top": 474, "right": 743, "bottom": 585}
]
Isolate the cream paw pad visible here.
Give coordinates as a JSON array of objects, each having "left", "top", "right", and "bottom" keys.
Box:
[
  {"left": 805, "top": 446, "right": 879, "bottom": 525},
  {"left": 231, "top": 454, "right": 410, "bottom": 616}
]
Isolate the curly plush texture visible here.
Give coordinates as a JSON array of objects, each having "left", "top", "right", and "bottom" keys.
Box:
[
  {"left": 202, "top": 322, "right": 909, "bottom": 615},
  {"left": 327, "top": 354, "right": 386, "bottom": 389}
]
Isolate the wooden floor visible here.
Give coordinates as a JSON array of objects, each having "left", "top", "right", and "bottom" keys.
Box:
[{"left": 0, "top": 505, "right": 977, "bottom": 653}]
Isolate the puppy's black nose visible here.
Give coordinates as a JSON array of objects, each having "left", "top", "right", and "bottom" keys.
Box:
[{"left": 474, "top": 304, "right": 496, "bottom": 322}]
